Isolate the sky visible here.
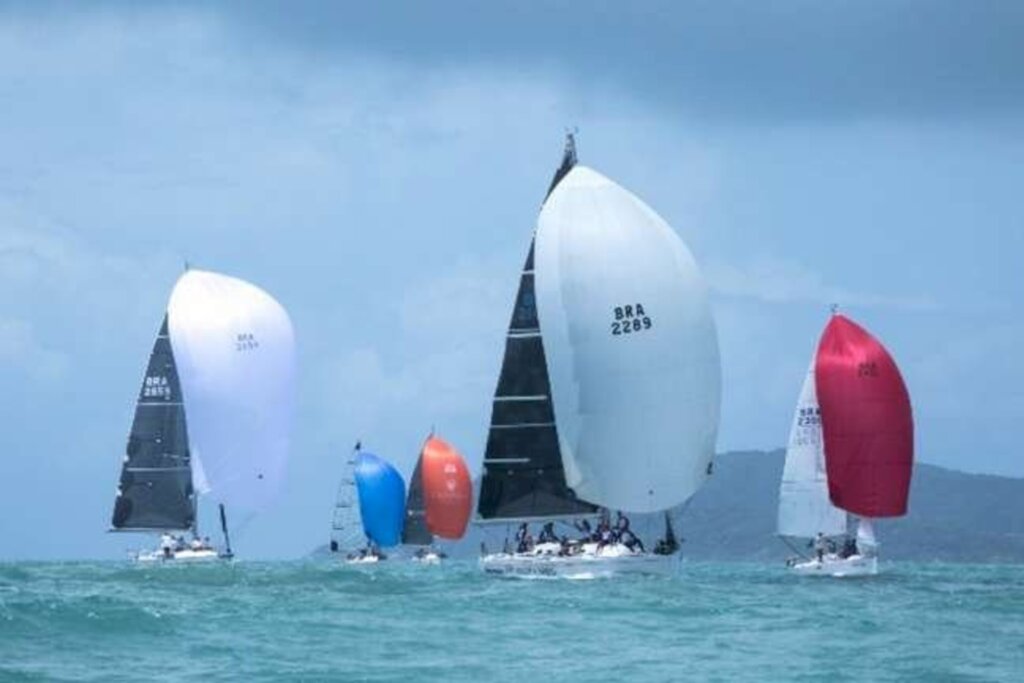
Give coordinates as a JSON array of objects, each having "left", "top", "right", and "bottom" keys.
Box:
[{"left": 0, "top": 1, "right": 1021, "bottom": 560}]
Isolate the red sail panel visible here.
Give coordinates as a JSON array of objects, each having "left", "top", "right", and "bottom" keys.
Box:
[
  {"left": 421, "top": 436, "right": 473, "bottom": 539},
  {"left": 815, "top": 314, "right": 913, "bottom": 518}
]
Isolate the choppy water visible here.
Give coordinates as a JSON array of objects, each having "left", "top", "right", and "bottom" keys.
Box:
[{"left": 1, "top": 560, "right": 1022, "bottom": 682}]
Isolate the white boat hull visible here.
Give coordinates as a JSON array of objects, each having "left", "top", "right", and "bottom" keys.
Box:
[
  {"left": 344, "top": 554, "right": 382, "bottom": 565},
  {"left": 480, "top": 542, "right": 679, "bottom": 578},
  {"left": 412, "top": 553, "right": 442, "bottom": 565},
  {"left": 789, "top": 554, "right": 878, "bottom": 577},
  {"left": 135, "top": 548, "right": 223, "bottom": 564}
]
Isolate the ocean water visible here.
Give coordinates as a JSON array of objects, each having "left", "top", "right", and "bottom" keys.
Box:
[{"left": 1, "top": 561, "right": 1022, "bottom": 682}]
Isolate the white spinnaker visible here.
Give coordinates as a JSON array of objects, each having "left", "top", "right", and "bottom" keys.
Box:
[
  {"left": 777, "top": 359, "right": 847, "bottom": 538},
  {"left": 167, "top": 269, "right": 296, "bottom": 514},
  {"left": 534, "top": 166, "right": 721, "bottom": 513}
]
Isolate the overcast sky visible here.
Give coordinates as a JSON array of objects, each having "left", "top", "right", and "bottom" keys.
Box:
[{"left": 1, "top": 1, "right": 1021, "bottom": 559}]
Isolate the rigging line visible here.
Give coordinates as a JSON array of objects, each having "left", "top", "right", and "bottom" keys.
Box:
[{"left": 780, "top": 535, "right": 810, "bottom": 561}]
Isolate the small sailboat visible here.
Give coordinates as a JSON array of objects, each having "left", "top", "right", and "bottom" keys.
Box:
[
  {"left": 477, "top": 134, "right": 721, "bottom": 578},
  {"left": 778, "top": 310, "right": 913, "bottom": 577},
  {"left": 111, "top": 269, "right": 296, "bottom": 562},
  {"left": 330, "top": 446, "right": 406, "bottom": 564},
  {"left": 402, "top": 435, "right": 473, "bottom": 563}
]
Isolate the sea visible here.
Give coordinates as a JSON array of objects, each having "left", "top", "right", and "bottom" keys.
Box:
[{"left": 1, "top": 560, "right": 1021, "bottom": 682}]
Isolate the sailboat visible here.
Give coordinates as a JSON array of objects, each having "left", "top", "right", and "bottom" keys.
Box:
[
  {"left": 111, "top": 268, "right": 296, "bottom": 562},
  {"left": 402, "top": 435, "right": 473, "bottom": 563},
  {"left": 330, "top": 446, "right": 406, "bottom": 564},
  {"left": 777, "top": 310, "right": 914, "bottom": 577},
  {"left": 476, "top": 134, "right": 721, "bottom": 578}
]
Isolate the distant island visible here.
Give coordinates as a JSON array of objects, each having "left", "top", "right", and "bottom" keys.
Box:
[{"left": 313, "top": 450, "right": 1024, "bottom": 563}]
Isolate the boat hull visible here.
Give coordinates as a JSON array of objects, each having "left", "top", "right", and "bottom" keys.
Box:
[
  {"left": 480, "top": 543, "right": 679, "bottom": 578},
  {"left": 411, "top": 552, "right": 442, "bottom": 565},
  {"left": 789, "top": 554, "right": 878, "bottom": 577},
  {"left": 135, "top": 548, "right": 223, "bottom": 564}
]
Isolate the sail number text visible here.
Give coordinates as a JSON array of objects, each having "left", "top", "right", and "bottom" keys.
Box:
[
  {"left": 796, "top": 406, "right": 821, "bottom": 427},
  {"left": 610, "top": 303, "right": 652, "bottom": 336},
  {"left": 143, "top": 375, "right": 172, "bottom": 399},
  {"left": 857, "top": 361, "right": 878, "bottom": 378},
  {"left": 236, "top": 332, "right": 260, "bottom": 352}
]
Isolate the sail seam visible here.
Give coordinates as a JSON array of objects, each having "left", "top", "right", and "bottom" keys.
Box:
[
  {"left": 493, "top": 395, "right": 548, "bottom": 402},
  {"left": 125, "top": 466, "right": 191, "bottom": 472},
  {"left": 489, "top": 422, "right": 555, "bottom": 430}
]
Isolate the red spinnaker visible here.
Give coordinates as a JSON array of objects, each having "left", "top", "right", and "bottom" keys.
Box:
[
  {"left": 815, "top": 314, "right": 913, "bottom": 518},
  {"left": 421, "top": 436, "right": 473, "bottom": 539}
]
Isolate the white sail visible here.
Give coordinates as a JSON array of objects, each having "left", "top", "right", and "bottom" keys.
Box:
[
  {"left": 777, "top": 359, "right": 847, "bottom": 538},
  {"left": 534, "top": 166, "right": 721, "bottom": 513},
  {"left": 330, "top": 450, "right": 365, "bottom": 552},
  {"left": 856, "top": 517, "right": 878, "bottom": 550},
  {"left": 167, "top": 269, "right": 296, "bottom": 514}
]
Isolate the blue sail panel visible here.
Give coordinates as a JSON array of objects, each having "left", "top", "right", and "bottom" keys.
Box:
[{"left": 354, "top": 452, "right": 406, "bottom": 548}]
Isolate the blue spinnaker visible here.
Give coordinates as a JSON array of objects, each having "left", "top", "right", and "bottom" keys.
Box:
[{"left": 354, "top": 452, "right": 406, "bottom": 548}]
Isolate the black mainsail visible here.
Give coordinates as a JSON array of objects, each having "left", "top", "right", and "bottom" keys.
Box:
[
  {"left": 111, "top": 315, "right": 195, "bottom": 531},
  {"left": 477, "top": 134, "right": 598, "bottom": 521},
  {"left": 401, "top": 456, "right": 433, "bottom": 545}
]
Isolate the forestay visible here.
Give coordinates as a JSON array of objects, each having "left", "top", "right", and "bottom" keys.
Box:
[
  {"left": 534, "top": 166, "right": 721, "bottom": 513},
  {"left": 777, "top": 359, "right": 847, "bottom": 538},
  {"left": 167, "top": 269, "right": 296, "bottom": 514}
]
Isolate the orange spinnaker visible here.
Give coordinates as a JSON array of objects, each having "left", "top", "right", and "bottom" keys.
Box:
[{"left": 420, "top": 436, "right": 473, "bottom": 539}]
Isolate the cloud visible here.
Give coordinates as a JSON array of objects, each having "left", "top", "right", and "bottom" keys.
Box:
[
  {"left": 22, "top": 0, "right": 1018, "bottom": 123},
  {"left": 311, "top": 256, "right": 513, "bottom": 472},
  {"left": 705, "top": 256, "right": 938, "bottom": 312},
  {"left": 0, "top": 317, "right": 69, "bottom": 382},
  {"left": 0, "top": 199, "right": 180, "bottom": 381}
]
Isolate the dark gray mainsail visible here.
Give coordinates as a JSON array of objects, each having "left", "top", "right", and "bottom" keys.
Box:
[
  {"left": 111, "top": 315, "right": 195, "bottom": 531},
  {"left": 401, "top": 456, "right": 433, "bottom": 545},
  {"left": 477, "top": 134, "right": 598, "bottom": 521}
]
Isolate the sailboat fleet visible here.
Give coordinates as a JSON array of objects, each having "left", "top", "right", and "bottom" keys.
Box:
[{"left": 109, "top": 133, "right": 914, "bottom": 577}]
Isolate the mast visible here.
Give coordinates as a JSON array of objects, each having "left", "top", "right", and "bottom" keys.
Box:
[{"left": 476, "top": 133, "right": 597, "bottom": 522}]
